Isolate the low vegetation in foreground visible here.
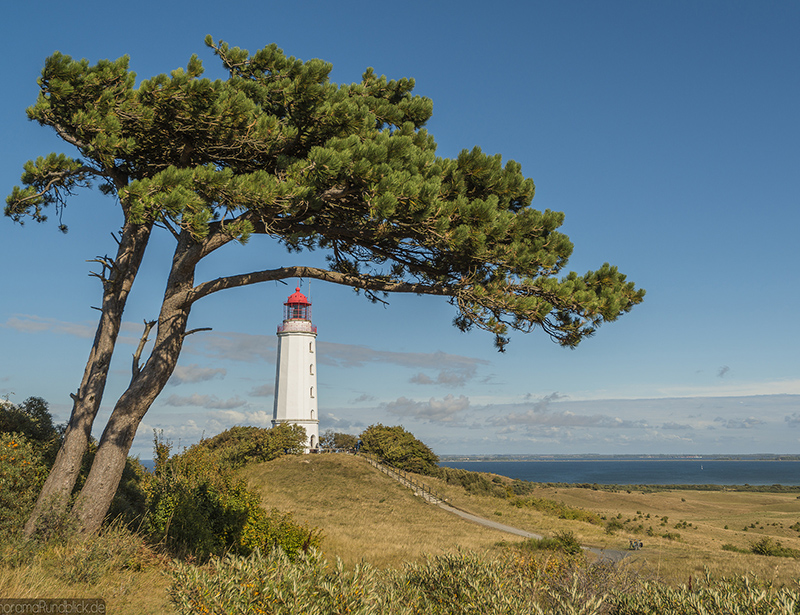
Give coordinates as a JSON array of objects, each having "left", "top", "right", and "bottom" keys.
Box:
[{"left": 3, "top": 402, "right": 800, "bottom": 614}]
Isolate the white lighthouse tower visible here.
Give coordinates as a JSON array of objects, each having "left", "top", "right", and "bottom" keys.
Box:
[{"left": 272, "top": 286, "right": 319, "bottom": 451}]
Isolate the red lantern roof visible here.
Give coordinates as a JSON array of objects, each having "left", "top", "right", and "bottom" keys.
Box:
[{"left": 285, "top": 287, "right": 310, "bottom": 305}]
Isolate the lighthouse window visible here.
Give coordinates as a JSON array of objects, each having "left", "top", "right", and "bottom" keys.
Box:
[
  {"left": 309, "top": 342, "right": 314, "bottom": 353},
  {"left": 310, "top": 364, "right": 314, "bottom": 375},
  {"left": 310, "top": 386, "right": 315, "bottom": 398}
]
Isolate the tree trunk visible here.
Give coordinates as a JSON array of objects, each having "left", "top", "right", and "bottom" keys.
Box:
[
  {"left": 70, "top": 230, "right": 199, "bottom": 535},
  {"left": 24, "top": 220, "right": 152, "bottom": 537}
]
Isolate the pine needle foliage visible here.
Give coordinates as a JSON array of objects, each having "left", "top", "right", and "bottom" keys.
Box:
[{"left": 7, "top": 37, "right": 644, "bottom": 350}]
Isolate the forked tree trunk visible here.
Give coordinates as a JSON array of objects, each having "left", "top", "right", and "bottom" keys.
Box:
[
  {"left": 70, "top": 231, "right": 200, "bottom": 535},
  {"left": 24, "top": 220, "right": 152, "bottom": 537},
  {"left": 71, "top": 309, "right": 190, "bottom": 534}
]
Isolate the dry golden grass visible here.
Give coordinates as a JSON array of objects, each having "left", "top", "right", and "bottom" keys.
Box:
[
  {"left": 243, "top": 455, "right": 800, "bottom": 585},
  {"left": 0, "top": 550, "right": 171, "bottom": 614},
  {"left": 242, "top": 453, "right": 515, "bottom": 567}
]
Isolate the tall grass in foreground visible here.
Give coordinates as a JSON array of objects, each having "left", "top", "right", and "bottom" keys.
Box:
[
  {"left": 169, "top": 546, "right": 800, "bottom": 615},
  {"left": 0, "top": 521, "right": 172, "bottom": 614}
]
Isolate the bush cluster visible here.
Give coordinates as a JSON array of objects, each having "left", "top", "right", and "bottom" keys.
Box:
[
  {"left": 749, "top": 536, "right": 800, "bottom": 559},
  {"left": 141, "top": 427, "right": 319, "bottom": 561},
  {"left": 0, "top": 432, "right": 48, "bottom": 533},
  {"left": 360, "top": 424, "right": 439, "bottom": 475},
  {"left": 192, "top": 423, "right": 307, "bottom": 469},
  {"left": 320, "top": 429, "right": 359, "bottom": 450},
  {"left": 519, "top": 531, "right": 584, "bottom": 556},
  {"left": 0, "top": 397, "right": 62, "bottom": 463},
  {"left": 437, "top": 466, "right": 508, "bottom": 497}
]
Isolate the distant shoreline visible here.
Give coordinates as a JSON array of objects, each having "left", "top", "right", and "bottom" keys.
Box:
[{"left": 439, "top": 454, "right": 800, "bottom": 462}]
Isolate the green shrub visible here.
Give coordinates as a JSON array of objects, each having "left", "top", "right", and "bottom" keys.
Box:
[
  {"left": 750, "top": 536, "right": 799, "bottom": 558},
  {"left": 0, "top": 397, "right": 62, "bottom": 464},
  {"left": 521, "top": 531, "right": 584, "bottom": 556},
  {"left": 320, "top": 429, "right": 359, "bottom": 450},
  {"left": 192, "top": 423, "right": 307, "bottom": 470},
  {"left": 605, "top": 517, "right": 625, "bottom": 534},
  {"left": 172, "top": 548, "right": 660, "bottom": 615},
  {"left": 360, "top": 424, "right": 439, "bottom": 475},
  {"left": 170, "top": 548, "right": 380, "bottom": 615},
  {"left": 0, "top": 432, "right": 48, "bottom": 533},
  {"left": 437, "top": 466, "right": 507, "bottom": 497},
  {"left": 142, "top": 432, "right": 318, "bottom": 561}
]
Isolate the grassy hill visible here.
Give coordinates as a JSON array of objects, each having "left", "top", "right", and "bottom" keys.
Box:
[
  {"left": 240, "top": 452, "right": 515, "bottom": 567},
  {"left": 242, "top": 453, "right": 800, "bottom": 584},
  {"left": 4, "top": 451, "right": 800, "bottom": 614}
]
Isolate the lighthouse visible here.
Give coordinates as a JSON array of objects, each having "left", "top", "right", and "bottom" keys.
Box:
[{"left": 272, "top": 286, "right": 319, "bottom": 451}]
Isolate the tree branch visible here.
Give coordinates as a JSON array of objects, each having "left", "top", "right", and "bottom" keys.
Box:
[
  {"left": 191, "top": 266, "right": 452, "bottom": 304},
  {"left": 131, "top": 319, "right": 156, "bottom": 383}
]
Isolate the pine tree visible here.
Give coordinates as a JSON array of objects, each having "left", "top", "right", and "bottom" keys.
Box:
[{"left": 6, "top": 38, "right": 644, "bottom": 535}]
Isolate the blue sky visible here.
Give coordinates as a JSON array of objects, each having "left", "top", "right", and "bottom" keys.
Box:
[{"left": 1, "top": 1, "right": 798, "bottom": 458}]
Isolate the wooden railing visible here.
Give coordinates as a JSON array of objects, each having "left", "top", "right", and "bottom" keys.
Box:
[{"left": 357, "top": 452, "right": 447, "bottom": 504}]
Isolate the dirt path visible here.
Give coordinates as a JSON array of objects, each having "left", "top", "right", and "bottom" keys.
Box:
[
  {"left": 437, "top": 502, "right": 543, "bottom": 539},
  {"left": 359, "top": 454, "right": 629, "bottom": 562}
]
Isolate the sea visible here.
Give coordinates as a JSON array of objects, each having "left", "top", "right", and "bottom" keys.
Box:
[{"left": 437, "top": 458, "right": 800, "bottom": 486}]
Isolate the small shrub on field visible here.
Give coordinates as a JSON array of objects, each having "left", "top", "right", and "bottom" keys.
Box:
[
  {"left": 520, "top": 531, "right": 583, "bottom": 556},
  {"left": 605, "top": 517, "right": 625, "bottom": 534},
  {"left": 437, "top": 466, "right": 507, "bottom": 497},
  {"left": 749, "top": 536, "right": 800, "bottom": 558}
]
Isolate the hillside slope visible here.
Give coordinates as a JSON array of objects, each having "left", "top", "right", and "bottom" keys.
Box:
[
  {"left": 243, "top": 453, "right": 800, "bottom": 584},
  {"left": 241, "top": 453, "right": 517, "bottom": 567}
]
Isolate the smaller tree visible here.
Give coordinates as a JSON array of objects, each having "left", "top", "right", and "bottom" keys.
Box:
[
  {"left": 319, "top": 430, "right": 359, "bottom": 451},
  {"left": 0, "top": 397, "right": 61, "bottom": 444},
  {"left": 360, "top": 424, "right": 439, "bottom": 475}
]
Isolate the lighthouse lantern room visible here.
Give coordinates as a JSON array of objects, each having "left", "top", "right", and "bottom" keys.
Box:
[{"left": 272, "top": 287, "right": 319, "bottom": 451}]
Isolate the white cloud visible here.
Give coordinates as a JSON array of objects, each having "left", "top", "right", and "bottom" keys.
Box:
[
  {"left": 164, "top": 394, "right": 246, "bottom": 409},
  {"left": 183, "top": 331, "right": 277, "bottom": 363},
  {"left": 410, "top": 369, "right": 475, "bottom": 387},
  {"left": 248, "top": 383, "right": 274, "bottom": 397},
  {"left": 3, "top": 315, "right": 94, "bottom": 338},
  {"left": 713, "top": 416, "right": 765, "bottom": 430},
  {"left": 351, "top": 394, "right": 377, "bottom": 403},
  {"left": 785, "top": 413, "right": 800, "bottom": 427},
  {"left": 168, "top": 364, "right": 226, "bottom": 385},
  {"left": 383, "top": 394, "right": 470, "bottom": 424}
]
